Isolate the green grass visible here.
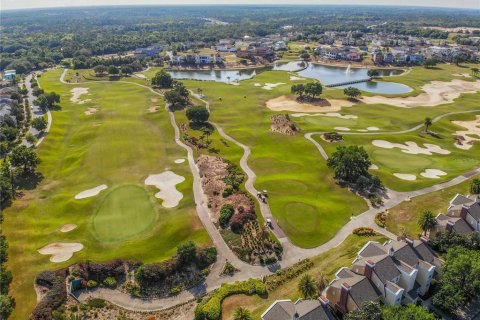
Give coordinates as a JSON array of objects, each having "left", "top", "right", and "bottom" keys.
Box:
[
  {"left": 92, "top": 185, "right": 157, "bottom": 242},
  {"left": 221, "top": 234, "right": 387, "bottom": 319},
  {"left": 3, "top": 69, "right": 210, "bottom": 319}
]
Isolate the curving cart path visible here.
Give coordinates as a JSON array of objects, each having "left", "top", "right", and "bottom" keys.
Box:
[{"left": 57, "top": 69, "right": 480, "bottom": 311}]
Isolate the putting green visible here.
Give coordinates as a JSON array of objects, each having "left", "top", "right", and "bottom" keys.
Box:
[
  {"left": 371, "top": 149, "right": 433, "bottom": 171},
  {"left": 92, "top": 185, "right": 157, "bottom": 242}
]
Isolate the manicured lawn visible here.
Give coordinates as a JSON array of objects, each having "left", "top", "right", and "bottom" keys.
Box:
[
  {"left": 92, "top": 185, "right": 158, "bottom": 242},
  {"left": 385, "top": 178, "right": 475, "bottom": 238},
  {"left": 3, "top": 69, "right": 210, "bottom": 319},
  {"left": 221, "top": 234, "right": 387, "bottom": 319}
]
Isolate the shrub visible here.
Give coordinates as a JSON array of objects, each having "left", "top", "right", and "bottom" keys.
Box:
[
  {"left": 78, "top": 259, "right": 125, "bottom": 283},
  {"left": 195, "top": 279, "right": 266, "bottom": 320},
  {"left": 121, "top": 281, "right": 141, "bottom": 297},
  {"left": 169, "top": 286, "right": 182, "bottom": 295},
  {"left": 196, "top": 247, "right": 217, "bottom": 269},
  {"left": 374, "top": 212, "right": 386, "bottom": 227},
  {"left": 352, "top": 227, "right": 376, "bottom": 236},
  {"left": 222, "top": 185, "right": 234, "bottom": 198},
  {"left": 103, "top": 277, "right": 117, "bottom": 288},
  {"left": 229, "top": 211, "right": 256, "bottom": 233},
  {"left": 265, "top": 259, "right": 314, "bottom": 291},
  {"left": 87, "top": 298, "right": 106, "bottom": 308},
  {"left": 87, "top": 280, "right": 98, "bottom": 288},
  {"left": 31, "top": 271, "right": 67, "bottom": 320},
  {"left": 219, "top": 204, "right": 235, "bottom": 228}
]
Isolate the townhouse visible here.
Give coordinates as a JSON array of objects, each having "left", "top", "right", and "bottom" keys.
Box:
[
  {"left": 434, "top": 194, "right": 480, "bottom": 236},
  {"left": 261, "top": 297, "right": 336, "bottom": 320}
]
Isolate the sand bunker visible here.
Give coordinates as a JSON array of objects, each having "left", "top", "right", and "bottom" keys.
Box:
[
  {"left": 334, "top": 127, "right": 351, "bottom": 131},
  {"left": 367, "top": 126, "right": 380, "bottom": 131},
  {"left": 254, "top": 83, "right": 261, "bottom": 87},
  {"left": 369, "top": 164, "right": 379, "bottom": 170},
  {"left": 452, "top": 115, "right": 480, "bottom": 150},
  {"left": 421, "top": 169, "right": 447, "bottom": 179},
  {"left": 452, "top": 73, "right": 472, "bottom": 78},
  {"left": 362, "top": 80, "right": 480, "bottom": 108},
  {"left": 134, "top": 73, "right": 146, "bottom": 79},
  {"left": 84, "top": 107, "right": 97, "bottom": 115},
  {"left": 38, "top": 242, "right": 83, "bottom": 263},
  {"left": 70, "top": 87, "right": 91, "bottom": 104},
  {"left": 290, "top": 112, "right": 358, "bottom": 119},
  {"left": 148, "top": 106, "right": 159, "bottom": 113},
  {"left": 290, "top": 76, "right": 305, "bottom": 81},
  {"left": 263, "top": 83, "right": 285, "bottom": 90},
  {"left": 394, "top": 173, "right": 417, "bottom": 181},
  {"left": 145, "top": 171, "right": 185, "bottom": 208},
  {"left": 59, "top": 224, "right": 77, "bottom": 233},
  {"left": 75, "top": 184, "right": 108, "bottom": 199},
  {"left": 266, "top": 95, "right": 355, "bottom": 113},
  {"left": 174, "top": 158, "right": 186, "bottom": 164},
  {"left": 372, "top": 140, "right": 451, "bottom": 155},
  {"left": 151, "top": 98, "right": 159, "bottom": 103}
]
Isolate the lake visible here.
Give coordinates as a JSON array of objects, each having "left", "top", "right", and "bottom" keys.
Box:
[{"left": 168, "top": 61, "right": 412, "bottom": 94}]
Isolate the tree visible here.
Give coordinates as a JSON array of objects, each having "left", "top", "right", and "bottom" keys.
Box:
[
  {"left": 93, "top": 65, "right": 107, "bottom": 76},
  {"left": 186, "top": 105, "right": 209, "bottom": 123},
  {"left": 327, "top": 145, "right": 371, "bottom": 183},
  {"left": 34, "top": 94, "right": 49, "bottom": 111},
  {"left": 418, "top": 210, "right": 437, "bottom": 236},
  {"left": 304, "top": 82, "right": 322, "bottom": 99},
  {"left": 0, "top": 176, "right": 14, "bottom": 209},
  {"left": 471, "top": 67, "right": 479, "bottom": 77},
  {"left": 433, "top": 247, "right": 480, "bottom": 313},
  {"left": 298, "top": 274, "right": 317, "bottom": 299},
  {"left": 0, "top": 295, "right": 15, "bottom": 320},
  {"left": 345, "top": 301, "right": 383, "bottom": 320},
  {"left": 108, "top": 65, "right": 119, "bottom": 75},
  {"left": 120, "top": 65, "right": 133, "bottom": 75},
  {"left": 165, "top": 90, "right": 188, "bottom": 110},
  {"left": 300, "top": 52, "right": 310, "bottom": 60},
  {"left": 367, "top": 69, "right": 380, "bottom": 78},
  {"left": 177, "top": 241, "right": 197, "bottom": 266},
  {"left": 423, "top": 59, "right": 437, "bottom": 69},
  {"left": 453, "top": 55, "right": 463, "bottom": 66},
  {"left": 32, "top": 116, "right": 48, "bottom": 132},
  {"left": 233, "top": 307, "right": 252, "bottom": 320},
  {"left": 291, "top": 83, "right": 306, "bottom": 99},
  {"left": 470, "top": 178, "right": 480, "bottom": 194},
  {"left": 317, "top": 272, "right": 328, "bottom": 292},
  {"left": 382, "top": 304, "right": 435, "bottom": 320},
  {"left": 152, "top": 70, "right": 174, "bottom": 88},
  {"left": 9, "top": 145, "right": 39, "bottom": 173},
  {"left": 344, "top": 86, "right": 361, "bottom": 100},
  {"left": 424, "top": 117, "right": 433, "bottom": 132}
]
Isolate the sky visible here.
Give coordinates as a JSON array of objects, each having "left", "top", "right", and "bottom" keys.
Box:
[{"left": 1, "top": 0, "right": 479, "bottom": 11}]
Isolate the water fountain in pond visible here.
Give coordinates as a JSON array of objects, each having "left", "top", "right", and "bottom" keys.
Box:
[{"left": 345, "top": 63, "right": 352, "bottom": 75}]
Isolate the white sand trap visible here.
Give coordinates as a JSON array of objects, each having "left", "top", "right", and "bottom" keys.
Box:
[
  {"left": 421, "top": 169, "right": 447, "bottom": 179},
  {"left": 290, "top": 112, "right": 358, "bottom": 119},
  {"left": 290, "top": 76, "right": 305, "bottom": 81},
  {"left": 75, "top": 184, "right": 108, "bottom": 199},
  {"left": 362, "top": 80, "right": 480, "bottom": 108},
  {"left": 369, "top": 164, "right": 379, "bottom": 170},
  {"left": 262, "top": 83, "right": 285, "bottom": 90},
  {"left": 334, "top": 127, "right": 351, "bottom": 131},
  {"left": 59, "top": 224, "right": 77, "bottom": 233},
  {"left": 372, "top": 140, "right": 451, "bottom": 155},
  {"left": 38, "top": 242, "right": 83, "bottom": 263},
  {"left": 254, "top": 83, "right": 261, "bottom": 87},
  {"left": 84, "top": 107, "right": 97, "bottom": 115},
  {"left": 174, "top": 158, "right": 186, "bottom": 164},
  {"left": 134, "top": 73, "right": 146, "bottom": 79},
  {"left": 266, "top": 95, "right": 355, "bottom": 113},
  {"left": 145, "top": 171, "right": 185, "bottom": 208},
  {"left": 357, "top": 129, "right": 368, "bottom": 132},
  {"left": 452, "top": 115, "right": 480, "bottom": 150},
  {"left": 70, "top": 87, "right": 91, "bottom": 104},
  {"left": 151, "top": 98, "right": 159, "bottom": 103},
  {"left": 394, "top": 173, "right": 417, "bottom": 181},
  {"left": 367, "top": 126, "right": 380, "bottom": 131},
  {"left": 148, "top": 106, "right": 159, "bottom": 113},
  {"left": 452, "top": 73, "right": 472, "bottom": 78}
]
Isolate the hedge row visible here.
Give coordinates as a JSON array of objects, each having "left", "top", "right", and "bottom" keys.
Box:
[
  {"left": 194, "top": 279, "right": 266, "bottom": 320},
  {"left": 264, "top": 258, "right": 313, "bottom": 291}
]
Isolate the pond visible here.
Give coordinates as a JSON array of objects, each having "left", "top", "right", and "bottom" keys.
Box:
[{"left": 168, "top": 61, "right": 412, "bottom": 94}]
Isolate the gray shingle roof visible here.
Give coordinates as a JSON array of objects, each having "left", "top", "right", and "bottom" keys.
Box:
[
  {"left": 295, "top": 300, "right": 336, "bottom": 320},
  {"left": 413, "top": 241, "right": 436, "bottom": 264},
  {"left": 450, "top": 194, "right": 474, "bottom": 206},
  {"left": 373, "top": 256, "right": 401, "bottom": 283},
  {"left": 359, "top": 242, "right": 387, "bottom": 258},
  {"left": 349, "top": 278, "right": 382, "bottom": 306},
  {"left": 393, "top": 244, "right": 420, "bottom": 268},
  {"left": 452, "top": 218, "right": 474, "bottom": 234},
  {"left": 262, "top": 300, "right": 295, "bottom": 320},
  {"left": 467, "top": 202, "right": 480, "bottom": 220}
]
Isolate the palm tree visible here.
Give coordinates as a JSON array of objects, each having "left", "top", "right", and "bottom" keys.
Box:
[
  {"left": 418, "top": 210, "right": 437, "bottom": 236},
  {"left": 233, "top": 307, "right": 252, "bottom": 320},
  {"left": 317, "top": 272, "right": 328, "bottom": 293},
  {"left": 298, "top": 274, "right": 317, "bottom": 299},
  {"left": 424, "top": 117, "right": 433, "bottom": 132}
]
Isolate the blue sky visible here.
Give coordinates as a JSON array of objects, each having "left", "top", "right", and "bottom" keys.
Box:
[{"left": 1, "top": 0, "right": 478, "bottom": 10}]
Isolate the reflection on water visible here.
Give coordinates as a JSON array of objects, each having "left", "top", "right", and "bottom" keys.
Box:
[{"left": 168, "top": 61, "right": 412, "bottom": 94}]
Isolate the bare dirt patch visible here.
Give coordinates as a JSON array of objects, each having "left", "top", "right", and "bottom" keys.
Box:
[
  {"left": 59, "top": 224, "right": 77, "bottom": 233},
  {"left": 151, "top": 98, "right": 159, "bottom": 103},
  {"left": 266, "top": 95, "right": 355, "bottom": 113},
  {"left": 452, "top": 73, "right": 472, "bottom": 78},
  {"left": 38, "top": 242, "right": 83, "bottom": 263},
  {"left": 70, "top": 87, "right": 91, "bottom": 104},
  {"left": 271, "top": 114, "right": 300, "bottom": 135},
  {"left": 145, "top": 171, "right": 185, "bottom": 208},
  {"left": 372, "top": 140, "right": 451, "bottom": 155},
  {"left": 362, "top": 80, "right": 480, "bottom": 108},
  {"left": 75, "top": 184, "right": 108, "bottom": 199},
  {"left": 452, "top": 115, "right": 480, "bottom": 150},
  {"left": 148, "top": 106, "right": 159, "bottom": 113},
  {"left": 84, "top": 107, "right": 97, "bottom": 115}
]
